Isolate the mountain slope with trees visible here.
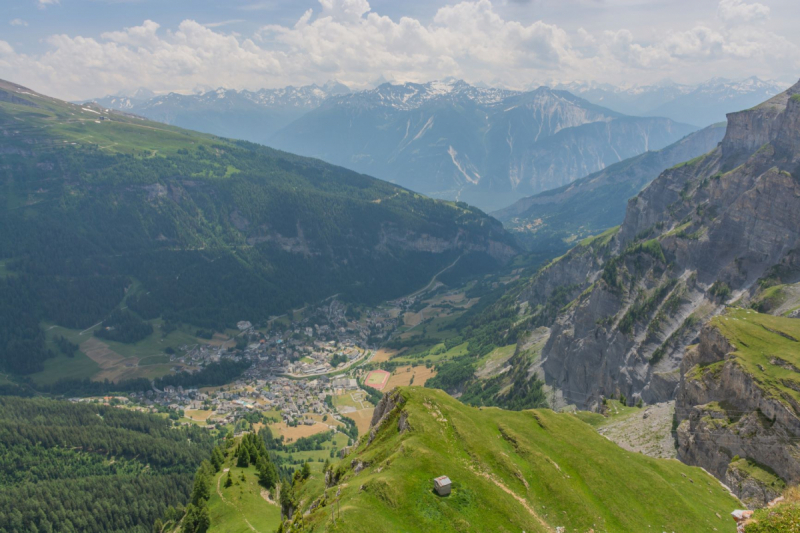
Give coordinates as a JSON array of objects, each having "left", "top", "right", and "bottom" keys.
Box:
[
  {"left": 0, "top": 79, "right": 517, "bottom": 377},
  {"left": 0, "top": 396, "right": 216, "bottom": 533}
]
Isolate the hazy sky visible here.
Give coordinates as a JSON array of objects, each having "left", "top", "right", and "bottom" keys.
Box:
[{"left": 2, "top": 0, "right": 799, "bottom": 100}]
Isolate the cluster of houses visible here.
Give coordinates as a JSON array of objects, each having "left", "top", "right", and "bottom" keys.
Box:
[{"left": 77, "top": 297, "right": 421, "bottom": 432}]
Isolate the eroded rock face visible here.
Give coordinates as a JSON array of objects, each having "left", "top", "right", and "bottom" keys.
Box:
[
  {"left": 676, "top": 324, "right": 800, "bottom": 508},
  {"left": 517, "top": 79, "right": 800, "bottom": 409},
  {"left": 725, "top": 464, "right": 783, "bottom": 510},
  {"left": 368, "top": 389, "right": 406, "bottom": 445}
]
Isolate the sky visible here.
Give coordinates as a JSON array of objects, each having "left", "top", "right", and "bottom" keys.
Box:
[{"left": 1, "top": 0, "right": 799, "bottom": 101}]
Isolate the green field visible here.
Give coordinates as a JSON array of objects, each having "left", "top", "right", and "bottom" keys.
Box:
[
  {"left": 475, "top": 344, "right": 516, "bottom": 372},
  {"left": 333, "top": 392, "right": 371, "bottom": 410},
  {"left": 29, "top": 319, "right": 206, "bottom": 385},
  {"left": 289, "top": 387, "right": 740, "bottom": 533},
  {"left": 32, "top": 349, "right": 101, "bottom": 385},
  {"left": 274, "top": 432, "right": 350, "bottom": 469}
]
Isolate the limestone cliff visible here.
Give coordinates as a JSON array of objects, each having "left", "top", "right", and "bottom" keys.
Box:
[
  {"left": 509, "top": 80, "right": 800, "bottom": 410},
  {"left": 676, "top": 310, "right": 800, "bottom": 507}
]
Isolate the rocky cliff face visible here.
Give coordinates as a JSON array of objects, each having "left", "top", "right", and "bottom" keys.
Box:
[
  {"left": 676, "top": 314, "right": 800, "bottom": 507},
  {"left": 509, "top": 80, "right": 800, "bottom": 411}
]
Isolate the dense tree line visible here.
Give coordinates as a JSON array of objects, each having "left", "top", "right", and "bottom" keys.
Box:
[
  {"left": 0, "top": 397, "right": 215, "bottom": 533},
  {"left": 153, "top": 359, "right": 251, "bottom": 390},
  {"left": 5, "top": 358, "right": 251, "bottom": 398},
  {"left": 95, "top": 309, "right": 154, "bottom": 344},
  {"left": 234, "top": 433, "right": 279, "bottom": 489},
  {"left": 54, "top": 335, "right": 79, "bottom": 357}
]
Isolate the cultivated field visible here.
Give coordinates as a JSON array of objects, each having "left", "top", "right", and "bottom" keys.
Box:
[
  {"left": 270, "top": 421, "right": 331, "bottom": 443},
  {"left": 372, "top": 348, "right": 398, "bottom": 363},
  {"left": 343, "top": 408, "right": 374, "bottom": 436},
  {"left": 385, "top": 365, "right": 437, "bottom": 388}
]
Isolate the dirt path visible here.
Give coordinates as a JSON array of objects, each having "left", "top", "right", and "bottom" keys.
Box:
[
  {"left": 407, "top": 254, "right": 464, "bottom": 299},
  {"left": 216, "top": 469, "right": 259, "bottom": 533},
  {"left": 468, "top": 466, "right": 554, "bottom": 532}
]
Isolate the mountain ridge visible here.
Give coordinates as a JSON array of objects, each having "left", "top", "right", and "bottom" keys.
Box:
[
  {"left": 271, "top": 81, "right": 695, "bottom": 210},
  {"left": 281, "top": 387, "right": 739, "bottom": 532},
  {"left": 560, "top": 76, "right": 785, "bottom": 126}
]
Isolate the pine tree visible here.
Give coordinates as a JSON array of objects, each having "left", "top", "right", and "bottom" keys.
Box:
[
  {"left": 195, "top": 505, "right": 210, "bottom": 533},
  {"left": 190, "top": 469, "right": 211, "bottom": 506},
  {"left": 236, "top": 447, "right": 250, "bottom": 468},
  {"left": 210, "top": 447, "right": 224, "bottom": 471},
  {"left": 256, "top": 457, "right": 278, "bottom": 489}
]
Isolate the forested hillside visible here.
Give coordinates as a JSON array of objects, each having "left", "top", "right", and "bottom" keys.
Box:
[
  {"left": 0, "top": 397, "right": 215, "bottom": 533},
  {"left": 0, "top": 79, "right": 517, "bottom": 376}
]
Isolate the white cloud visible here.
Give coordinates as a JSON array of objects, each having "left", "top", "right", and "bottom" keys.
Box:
[
  {"left": 37, "top": 0, "right": 60, "bottom": 7},
  {"left": 0, "top": 0, "right": 797, "bottom": 100},
  {"left": 718, "top": 0, "right": 770, "bottom": 25},
  {"left": 10, "top": 19, "right": 29, "bottom": 27},
  {"left": 203, "top": 20, "right": 246, "bottom": 28}
]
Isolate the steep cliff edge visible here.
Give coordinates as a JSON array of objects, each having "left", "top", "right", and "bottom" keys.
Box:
[
  {"left": 508, "top": 79, "right": 800, "bottom": 410},
  {"left": 676, "top": 309, "right": 800, "bottom": 508}
]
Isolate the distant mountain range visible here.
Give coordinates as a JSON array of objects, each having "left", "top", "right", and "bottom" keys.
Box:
[
  {"left": 269, "top": 80, "right": 695, "bottom": 211},
  {"left": 88, "top": 77, "right": 782, "bottom": 211},
  {"left": 90, "top": 81, "right": 351, "bottom": 144},
  {"left": 558, "top": 77, "right": 784, "bottom": 127},
  {"left": 493, "top": 123, "right": 727, "bottom": 253}
]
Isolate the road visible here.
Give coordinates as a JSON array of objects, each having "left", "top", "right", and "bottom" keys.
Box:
[{"left": 407, "top": 253, "right": 464, "bottom": 299}]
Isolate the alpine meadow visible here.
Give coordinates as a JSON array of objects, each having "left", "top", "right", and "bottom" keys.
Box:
[{"left": 2, "top": 1, "right": 800, "bottom": 533}]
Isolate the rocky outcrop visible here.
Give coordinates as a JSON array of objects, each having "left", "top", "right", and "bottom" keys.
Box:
[
  {"left": 676, "top": 322, "right": 800, "bottom": 507},
  {"left": 517, "top": 79, "right": 800, "bottom": 410},
  {"left": 368, "top": 389, "right": 406, "bottom": 445},
  {"left": 721, "top": 80, "right": 800, "bottom": 158}
]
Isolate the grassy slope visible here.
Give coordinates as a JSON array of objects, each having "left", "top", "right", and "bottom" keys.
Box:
[
  {"left": 31, "top": 320, "right": 203, "bottom": 385},
  {"left": 292, "top": 387, "right": 738, "bottom": 533},
  {"left": 709, "top": 308, "right": 800, "bottom": 407},
  {"left": 0, "top": 80, "right": 221, "bottom": 155},
  {"left": 208, "top": 457, "right": 282, "bottom": 533}
]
